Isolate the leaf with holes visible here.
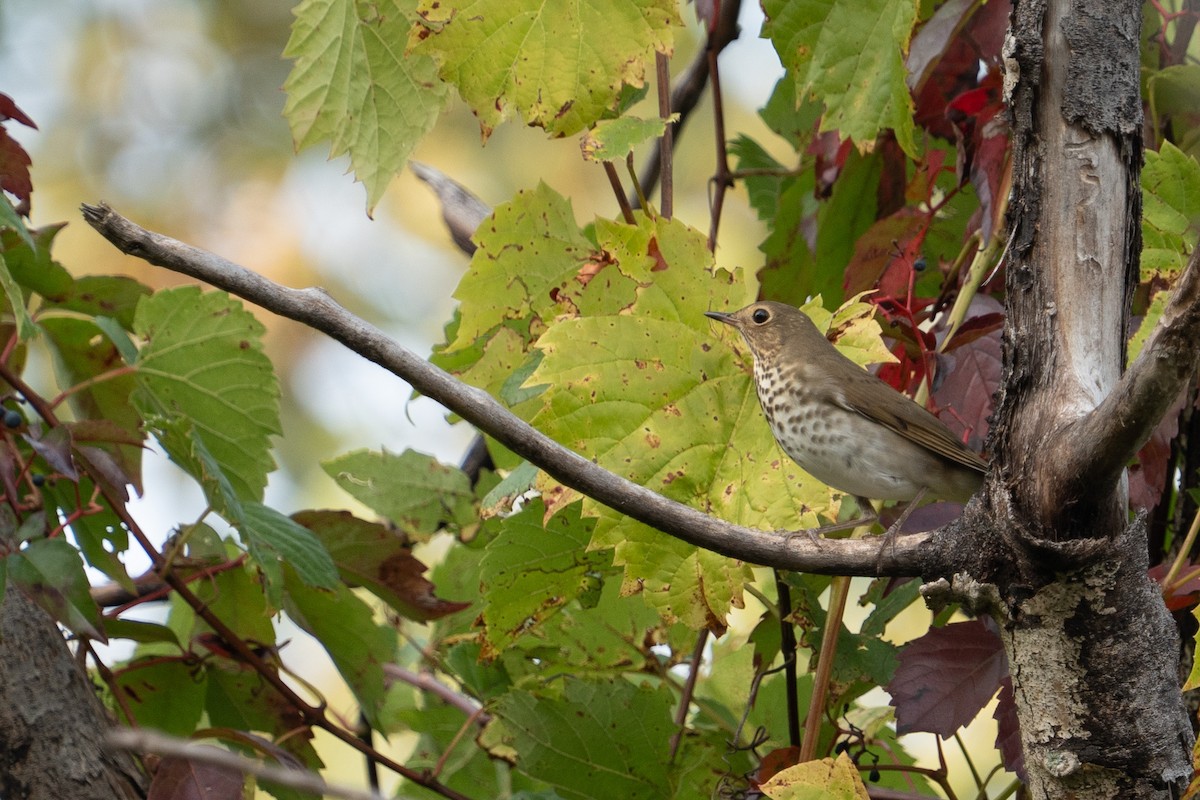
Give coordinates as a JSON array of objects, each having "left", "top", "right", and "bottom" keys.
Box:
[{"left": 411, "top": 0, "right": 677, "bottom": 139}]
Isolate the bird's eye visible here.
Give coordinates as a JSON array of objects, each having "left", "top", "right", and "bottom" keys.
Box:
[{"left": 752, "top": 308, "right": 770, "bottom": 324}]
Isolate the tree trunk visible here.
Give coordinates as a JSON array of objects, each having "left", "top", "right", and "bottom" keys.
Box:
[
  {"left": 0, "top": 590, "right": 146, "bottom": 800},
  {"left": 939, "top": 0, "right": 1196, "bottom": 795}
]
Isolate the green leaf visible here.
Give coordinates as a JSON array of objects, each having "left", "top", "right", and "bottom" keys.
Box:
[
  {"left": 114, "top": 658, "right": 205, "bottom": 737},
  {"left": 42, "top": 317, "right": 143, "bottom": 488},
  {"left": 730, "top": 135, "right": 820, "bottom": 308},
  {"left": 133, "top": 286, "right": 281, "bottom": 504},
  {"left": 524, "top": 221, "right": 842, "bottom": 624},
  {"left": 815, "top": 149, "right": 882, "bottom": 309},
  {"left": 42, "top": 480, "right": 135, "bottom": 592},
  {"left": 445, "top": 183, "right": 596, "bottom": 352},
  {"left": 192, "top": 557, "right": 276, "bottom": 646},
  {"left": 206, "top": 664, "right": 322, "bottom": 769},
  {"left": 94, "top": 315, "right": 139, "bottom": 364},
  {"left": 1129, "top": 289, "right": 1169, "bottom": 362},
  {"left": 1, "top": 223, "right": 72, "bottom": 298},
  {"left": 494, "top": 678, "right": 675, "bottom": 800},
  {"left": 1142, "top": 141, "right": 1200, "bottom": 278},
  {"left": 0, "top": 195, "right": 35, "bottom": 249},
  {"left": 580, "top": 115, "right": 675, "bottom": 162},
  {"left": 42, "top": 275, "right": 152, "bottom": 330},
  {"left": 480, "top": 459, "right": 540, "bottom": 516},
  {"left": 0, "top": 253, "right": 35, "bottom": 341},
  {"left": 1148, "top": 65, "right": 1200, "bottom": 128},
  {"left": 479, "top": 500, "right": 607, "bottom": 656},
  {"left": 762, "top": 0, "right": 918, "bottom": 155},
  {"left": 240, "top": 503, "right": 339, "bottom": 591},
  {"left": 8, "top": 537, "right": 106, "bottom": 641},
  {"left": 411, "top": 0, "right": 678, "bottom": 139},
  {"left": 106, "top": 619, "right": 182, "bottom": 647},
  {"left": 283, "top": 0, "right": 451, "bottom": 212},
  {"left": 322, "top": 448, "right": 475, "bottom": 535},
  {"left": 292, "top": 509, "right": 470, "bottom": 620},
  {"left": 283, "top": 564, "right": 398, "bottom": 730}
]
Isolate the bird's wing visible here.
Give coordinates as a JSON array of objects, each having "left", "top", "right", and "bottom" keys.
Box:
[{"left": 836, "top": 370, "right": 988, "bottom": 474}]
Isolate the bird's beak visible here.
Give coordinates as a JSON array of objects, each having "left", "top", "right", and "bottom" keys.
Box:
[{"left": 704, "top": 310, "right": 735, "bottom": 325}]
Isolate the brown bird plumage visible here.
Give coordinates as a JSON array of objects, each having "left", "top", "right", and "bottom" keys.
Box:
[{"left": 706, "top": 302, "right": 985, "bottom": 527}]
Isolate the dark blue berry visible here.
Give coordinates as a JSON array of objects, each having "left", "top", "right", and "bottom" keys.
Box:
[{"left": 4, "top": 410, "right": 21, "bottom": 428}]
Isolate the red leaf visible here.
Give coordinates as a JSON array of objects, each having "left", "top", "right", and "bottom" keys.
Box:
[
  {"left": 1129, "top": 390, "right": 1185, "bottom": 510},
  {"left": 842, "top": 208, "right": 930, "bottom": 301},
  {"left": 0, "top": 128, "right": 33, "bottom": 207},
  {"left": 934, "top": 296, "right": 1003, "bottom": 447},
  {"left": 993, "top": 676, "right": 1026, "bottom": 779},
  {"left": 0, "top": 95, "right": 36, "bottom": 128},
  {"left": 1149, "top": 562, "right": 1200, "bottom": 611},
  {"left": 754, "top": 746, "right": 802, "bottom": 787},
  {"left": 910, "top": 0, "right": 1011, "bottom": 142},
  {"left": 148, "top": 753, "right": 244, "bottom": 800},
  {"left": 888, "top": 619, "right": 1007, "bottom": 736}
]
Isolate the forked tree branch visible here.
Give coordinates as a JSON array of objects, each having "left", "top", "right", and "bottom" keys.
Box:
[
  {"left": 82, "top": 202, "right": 937, "bottom": 578},
  {"left": 1059, "top": 244, "right": 1200, "bottom": 495}
]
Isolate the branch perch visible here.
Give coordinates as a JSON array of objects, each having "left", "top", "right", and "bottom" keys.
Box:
[{"left": 82, "top": 202, "right": 939, "bottom": 578}]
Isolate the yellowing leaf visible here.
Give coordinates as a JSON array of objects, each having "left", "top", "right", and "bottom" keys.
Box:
[
  {"left": 825, "top": 293, "right": 898, "bottom": 367},
  {"left": 411, "top": 0, "right": 678, "bottom": 138},
  {"left": 581, "top": 115, "right": 676, "bottom": 162},
  {"left": 1142, "top": 142, "right": 1200, "bottom": 280},
  {"left": 759, "top": 752, "right": 870, "bottom": 800},
  {"left": 445, "top": 183, "right": 596, "bottom": 350},
  {"left": 524, "top": 218, "right": 838, "bottom": 626},
  {"left": 284, "top": 0, "right": 451, "bottom": 211}
]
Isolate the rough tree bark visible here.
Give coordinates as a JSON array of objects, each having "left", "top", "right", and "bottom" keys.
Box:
[
  {"left": 0, "top": 591, "right": 146, "bottom": 800},
  {"left": 932, "top": 1, "right": 1196, "bottom": 796}
]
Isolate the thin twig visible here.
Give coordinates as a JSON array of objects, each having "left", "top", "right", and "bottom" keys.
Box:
[
  {"left": 631, "top": 0, "right": 743, "bottom": 209},
  {"left": 798, "top": 574, "right": 851, "bottom": 761},
  {"left": 775, "top": 572, "right": 802, "bottom": 748},
  {"left": 108, "top": 728, "right": 388, "bottom": 800},
  {"left": 705, "top": 33, "right": 732, "bottom": 251},
  {"left": 668, "top": 629, "right": 709, "bottom": 760},
  {"left": 656, "top": 51, "right": 674, "bottom": 219},
  {"left": 603, "top": 161, "right": 636, "bottom": 224}
]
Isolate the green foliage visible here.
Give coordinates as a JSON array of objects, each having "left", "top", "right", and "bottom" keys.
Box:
[
  {"left": 761, "top": 0, "right": 918, "bottom": 155},
  {"left": 322, "top": 447, "right": 476, "bottom": 535},
  {"left": 6, "top": 1, "right": 1199, "bottom": 798},
  {"left": 133, "top": 286, "right": 281, "bottom": 504},
  {"left": 410, "top": 0, "right": 678, "bottom": 139},
  {"left": 283, "top": 0, "right": 451, "bottom": 212},
  {"left": 1142, "top": 142, "right": 1200, "bottom": 278},
  {"left": 490, "top": 677, "right": 676, "bottom": 799}
]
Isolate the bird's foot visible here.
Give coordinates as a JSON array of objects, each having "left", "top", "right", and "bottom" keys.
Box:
[
  {"left": 872, "top": 489, "right": 927, "bottom": 573},
  {"left": 783, "top": 514, "right": 877, "bottom": 546}
]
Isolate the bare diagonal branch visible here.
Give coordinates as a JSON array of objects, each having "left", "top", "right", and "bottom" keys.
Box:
[{"left": 81, "top": 202, "right": 942, "bottom": 578}]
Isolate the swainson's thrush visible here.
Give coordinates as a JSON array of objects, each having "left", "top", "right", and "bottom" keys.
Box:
[{"left": 706, "top": 301, "right": 986, "bottom": 536}]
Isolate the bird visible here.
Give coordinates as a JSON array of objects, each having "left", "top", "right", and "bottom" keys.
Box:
[{"left": 705, "top": 301, "right": 986, "bottom": 541}]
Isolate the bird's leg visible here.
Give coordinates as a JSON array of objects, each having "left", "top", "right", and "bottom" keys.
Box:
[
  {"left": 874, "top": 487, "right": 928, "bottom": 571},
  {"left": 785, "top": 495, "right": 878, "bottom": 544}
]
